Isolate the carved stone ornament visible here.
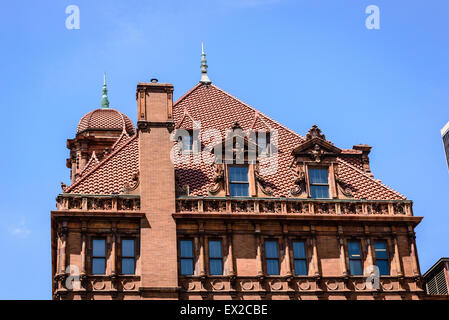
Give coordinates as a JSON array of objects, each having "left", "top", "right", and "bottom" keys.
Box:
[
  {"left": 175, "top": 172, "right": 189, "bottom": 196},
  {"left": 334, "top": 165, "right": 354, "bottom": 197},
  {"left": 123, "top": 171, "right": 140, "bottom": 192},
  {"left": 290, "top": 162, "right": 306, "bottom": 196},
  {"left": 311, "top": 144, "right": 323, "bottom": 163},
  {"left": 254, "top": 163, "right": 273, "bottom": 196},
  {"left": 208, "top": 163, "right": 224, "bottom": 195},
  {"left": 306, "top": 125, "right": 326, "bottom": 140}
]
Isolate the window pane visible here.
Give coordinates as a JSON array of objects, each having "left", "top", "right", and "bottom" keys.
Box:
[
  {"left": 349, "top": 260, "right": 363, "bottom": 276},
  {"left": 265, "top": 241, "right": 279, "bottom": 258},
  {"left": 122, "top": 240, "right": 134, "bottom": 257},
  {"left": 377, "top": 260, "right": 390, "bottom": 276},
  {"left": 266, "top": 259, "right": 280, "bottom": 275},
  {"left": 310, "top": 185, "right": 329, "bottom": 199},
  {"left": 122, "top": 258, "right": 135, "bottom": 275},
  {"left": 229, "top": 166, "right": 248, "bottom": 182},
  {"left": 257, "top": 133, "right": 270, "bottom": 154},
  {"left": 92, "top": 258, "right": 105, "bottom": 274},
  {"left": 182, "top": 135, "right": 193, "bottom": 152},
  {"left": 293, "top": 241, "right": 306, "bottom": 259},
  {"left": 181, "top": 258, "right": 194, "bottom": 275},
  {"left": 209, "top": 240, "right": 222, "bottom": 258},
  {"left": 230, "top": 183, "right": 249, "bottom": 197},
  {"left": 209, "top": 259, "right": 223, "bottom": 275},
  {"left": 308, "top": 169, "right": 328, "bottom": 184},
  {"left": 294, "top": 260, "right": 308, "bottom": 276},
  {"left": 374, "top": 241, "right": 388, "bottom": 259},
  {"left": 180, "top": 240, "right": 193, "bottom": 258},
  {"left": 93, "top": 239, "right": 105, "bottom": 257},
  {"left": 348, "top": 241, "right": 361, "bottom": 258}
]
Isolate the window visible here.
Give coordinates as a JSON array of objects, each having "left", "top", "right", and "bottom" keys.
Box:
[
  {"left": 348, "top": 241, "right": 363, "bottom": 276},
  {"left": 208, "top": 240, "right": 223, "bottom": 275},
  {"left": 180, "top": 239, "right": 194, "bottom": 275},
  {"left": 121, "top": 239, "right": 135, "bottom": 275},
  {"left": 308, "top": 168, "right": 329, "bottom": 199},
  {"left": 374, "top": 241, "right": 390, "bottom": 276},
  {"left": 92, "top": 239, "right": 106, "bottom": 275},
  {"left": 293, "top": 241, "right": 308, "bottom": 276},
  {"left": 265, "top": 240, "right": 280, "bottom": 275},
  {"left": 228, "top": 166, "right": 249, "bottom": 197},
  {"left": 257, "top": 132, "right": 271, "bottom": 155},
  {"left": 180, "top": 134, "right": 193, "bottom": 153}
]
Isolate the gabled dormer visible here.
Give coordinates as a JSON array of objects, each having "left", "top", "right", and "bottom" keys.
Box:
[{"left": 290, "top": 125, "right": 353, "bottom": 200}]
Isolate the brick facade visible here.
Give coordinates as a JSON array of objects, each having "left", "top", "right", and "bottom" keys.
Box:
[{"left": 51, "top": 79, "right": 424, "bottom": 300}]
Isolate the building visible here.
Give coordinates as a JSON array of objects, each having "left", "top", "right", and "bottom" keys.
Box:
[
  {"left": 441, "top": 122, "right": 449, "bottom": 170},
  {"left": 52, "top": 47, "right": 424, "bottom": 300},
  {"left": 423, "top": 258, "right": 449, "bottom": 296}
]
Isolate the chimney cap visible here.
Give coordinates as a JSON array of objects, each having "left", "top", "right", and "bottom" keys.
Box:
[{"left": 150, "top": 78, "right": 158, "bottom": 83}]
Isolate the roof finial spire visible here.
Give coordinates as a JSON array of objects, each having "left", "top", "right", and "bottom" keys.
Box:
[
  {"left": 101, "top": 72, "right": 110, "bottom": 109},
  {"left": 200, "top": 43, "right": 211, "bottom": 85}
]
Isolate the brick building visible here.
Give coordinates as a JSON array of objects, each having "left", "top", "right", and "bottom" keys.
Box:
[{"left": 52, "top": 48, "right": 424, "bottom": 300}]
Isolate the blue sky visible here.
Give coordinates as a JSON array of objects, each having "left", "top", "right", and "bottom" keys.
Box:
[{"left": 0, "top": 0, "right": 448, "bottom": 299}]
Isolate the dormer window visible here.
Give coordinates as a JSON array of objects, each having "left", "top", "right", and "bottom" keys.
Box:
[
  {"left": 308, "top": 168, "right": 329, "bottom": 199},
  {"left": 257, "top": 132, "right": 271, "bottom": 156},
  {"left": 228, "top": 166, "right": 249, "bottom": 197},
  {"left": 178, "top": 134, "right": 193, "bottom": 153}
]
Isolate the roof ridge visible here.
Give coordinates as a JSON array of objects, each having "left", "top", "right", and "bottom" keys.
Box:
[
  {"left": 173, "top": 83, "right": 203, "bottom": 107},
  {"left": 210, "top": 84, "right": 304, "bottom": 140},
  {"left": 65, "top": 134, "right": 138, "bottom": 193},
  {"left": 111, "top": 129, "right": 130, "bottom": 150},
  {"left": 337, "top": 158, "right": 406, "bottom": 200},
  {"left": 78, "top": 151, "right": 100, "bottom": 177}
]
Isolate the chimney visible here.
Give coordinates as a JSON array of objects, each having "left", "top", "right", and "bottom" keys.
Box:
[
  {"left": 136, "top": 80, "right": 178, "bottom": 296},
  {"left": 353, "top": 144, "right": 373, "bottom": 177},
  {"left": 136, "top": 81, "right": 174, "bottom": 123}
]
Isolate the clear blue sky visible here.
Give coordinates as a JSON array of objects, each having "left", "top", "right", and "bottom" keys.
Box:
[{"left": 0, "top": 0, "right": 448, "bottom": 299}]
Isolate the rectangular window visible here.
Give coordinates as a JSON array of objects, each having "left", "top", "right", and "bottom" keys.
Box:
[
  {"left": 208, "top": 240, "right": 223, "bottom": 275},
  {"left": 92, "top": 239, "right": 106, "bottom": 275},
  {"left": 181, "top": 134, "right": 193, "bottom": 153},
  {"left": 293, "top": 241, "right": 308, "bottom": 276},
  {"left": 308, "top": 168, "right": 329, "bottom": 199},
  {"left": 121, "top": 239, "right": 135, "bottom": 275},
  {"left": 228, "top": 166, "right": 249, "bottom": 197},
  {"left": 265, "top": 240, "right": 280, "bottom": 275},
  {"left": 348, "top": 241, "right": 363, "bottom": 276},
  {"left": 374, "top": 241, "right": 390, "bottom": 276},
  {"left": 257, "top": 132, "right": 271, "bottom": 155},
  {"left": 180, "top": 239, "right": 194, "bottom": 275}
]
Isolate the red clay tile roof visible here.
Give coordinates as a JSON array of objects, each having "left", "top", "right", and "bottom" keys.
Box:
[
  {"left": 77, "top": 108, "right": 135, "bottom": 135},
  {"left": 64, "top": 83, "right": 406, "bottom": 200},
  {"left": 64, "top": 135, "right": 139, "bottom": 194}
]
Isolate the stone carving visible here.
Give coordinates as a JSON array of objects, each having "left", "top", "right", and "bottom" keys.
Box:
[
  {"left": 334, "top": 165, "right": 354, "bottom": 197},
  {"left": 241, "top": 280, "right": 254, "bottom": 291},
  {"left": 254, "top": 163, "right": 273, "bottom": 196},
  {"left": 208, "top": 163, "right": 224, "bottom": 195},
  {"left": 305, "top": 125, "right": 326, "bottom": 140},
  {"left": 123, "top": 171, "right": 139, "bottom": 192},
  {"left": 290, "top": 162, "right": 306, "bottom": 196},
  {"left": 175, "top": 172, "right": 189, "bottom": 197},
  {"left": 311, "top": 144, "right": 324, "bottom": 163}
]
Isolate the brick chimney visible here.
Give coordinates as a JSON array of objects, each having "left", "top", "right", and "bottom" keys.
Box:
[
  {"left": 136, "top": 80, "right": 177, "bottom": 298},
  {"left": 353, "top": 144, "right": 373, "bottom": 177}
]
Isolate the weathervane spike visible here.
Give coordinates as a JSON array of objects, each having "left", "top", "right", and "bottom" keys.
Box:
[
  {"left": 101, "top": 72, "right": 110, "bottom": 109},
  {"left": 200, "top": 43, "right": 211, "bottom": 85}
]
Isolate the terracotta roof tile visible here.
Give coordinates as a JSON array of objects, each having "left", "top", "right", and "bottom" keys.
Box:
[
  {"left": 64, "top": 83, "right": 407, "bottom": 201},
  {"left": 65, "top": 135, "right": 139, "bottom": 194}
]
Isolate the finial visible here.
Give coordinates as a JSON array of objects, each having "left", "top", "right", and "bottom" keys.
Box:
[
  {"left": 101, "top": 72, "right": 110, "bottom": 109},
  {"left": 200, "top": 43, "right": 211, "bottom": 84}
]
